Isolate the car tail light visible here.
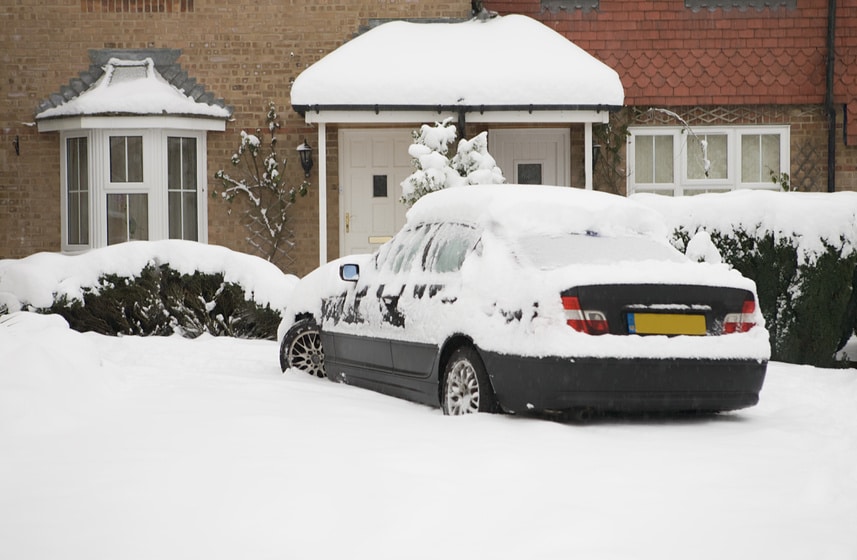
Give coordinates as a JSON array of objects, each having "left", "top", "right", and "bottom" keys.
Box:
[
  {"left": 724, "top": 299, "right": 756, "bottom": 333},
  {"left": 562, "top": 296, "right": 609, "bottom": 335}
]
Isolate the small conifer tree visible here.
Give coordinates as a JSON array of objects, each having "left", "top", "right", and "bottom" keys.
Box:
[{"left": 401, "top": 118, "right": 504, "bottom": 206}]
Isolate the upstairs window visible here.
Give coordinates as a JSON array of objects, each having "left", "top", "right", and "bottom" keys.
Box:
[{"left": 628, "top": 126, "right": 789, "bottom": 196}]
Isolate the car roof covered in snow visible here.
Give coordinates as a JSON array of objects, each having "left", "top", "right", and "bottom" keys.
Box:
[{"left": 405, "top": 185, "right": 668, "bottom": 239}]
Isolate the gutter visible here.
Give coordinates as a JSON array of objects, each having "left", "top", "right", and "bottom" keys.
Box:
[
  {"left": 826, "top": 0, "right": 837, "bottom": 193},
  {"left": 292, "top": 103, "right": 622, "bottom": 117}
]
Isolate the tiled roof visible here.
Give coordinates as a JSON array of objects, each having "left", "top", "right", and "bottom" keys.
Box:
[
  {"left": 36, "top": 48, "right": 231, "bottom": 117},
  {"left": 601, "top": 47, "right": 825, "bottom": 107}
]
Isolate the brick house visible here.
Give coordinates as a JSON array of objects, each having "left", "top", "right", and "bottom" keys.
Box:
[
  {"left": 1, "top": 0, "right": 854, "bottom": 277},
  {"left": 1, "top": 0, "right": 473, "bottom": 276},
  {"left": 485, "top": 0, "right": 857, "bottom": 196}
]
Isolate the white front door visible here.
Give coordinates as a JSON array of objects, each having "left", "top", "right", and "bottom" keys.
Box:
[
  {"left": 489, "top": 128, "right": 571, "bottom": 187},
  {"left": 339, "top": 129, "right": 413, "bottom": 256}
]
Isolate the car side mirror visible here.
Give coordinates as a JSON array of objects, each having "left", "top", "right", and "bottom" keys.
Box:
[{"left": 340, "top": 263, "right": 360, "bottom": 282}]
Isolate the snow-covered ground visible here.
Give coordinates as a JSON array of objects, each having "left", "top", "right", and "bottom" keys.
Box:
[{"left": 2, "top": 311, "right": 855, "bottom": 560}]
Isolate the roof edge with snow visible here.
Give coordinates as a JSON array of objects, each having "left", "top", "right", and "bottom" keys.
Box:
[
  {"left": 291, "top": 14, "right": 624, "bottom": 123},
  {"left": 35, "top": 48, "right": 232, "bottom": 123}
]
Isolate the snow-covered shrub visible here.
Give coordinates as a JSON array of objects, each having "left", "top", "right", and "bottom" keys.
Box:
[
  {"left": 451, "top": 131, "right": 505, "bottom": 186},
  {"left": 639, "top": 191, "right": 857, "bottom": 367},
  {"left": 214, "top": 101, "right": 308, "bottom": 271},
  {"left": 46, "top": 264, "right": 281, "bottom": 339},
  {"left": 401, "top": 118, "right": 504, "bottom": 206}
]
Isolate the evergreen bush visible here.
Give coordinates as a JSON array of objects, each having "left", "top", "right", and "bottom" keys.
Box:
[
  {"left": 44, "top": 263, "right": 281, "bottom": 339},
  {"left": 673, "top": 227, "right": 857, "bottom": 367}
]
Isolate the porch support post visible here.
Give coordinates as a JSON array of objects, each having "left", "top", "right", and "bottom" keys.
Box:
[
  {"left": 318, "top": 122, "right": 328, "bottom": 267},
  {"left": 584, "top": 121, "right": 593, "bottom": 190}
]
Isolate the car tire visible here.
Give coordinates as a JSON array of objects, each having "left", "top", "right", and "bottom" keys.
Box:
[
  {"left": 442, "top": 346, "right": 497, "bottom": 415},
  {"left": 279, "top": 318, "right": 326, "bottom": 378}
]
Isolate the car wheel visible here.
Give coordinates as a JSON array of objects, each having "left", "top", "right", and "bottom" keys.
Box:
[
  {"left": 442, "top": 346, "right": 497, "bottom": 415},
  {"left": 280, "top": 318, "right": 326, "bottom": 378}
]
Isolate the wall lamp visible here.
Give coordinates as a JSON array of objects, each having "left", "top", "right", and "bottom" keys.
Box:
[{"left": 297, "top": 139, "right": 313, "bottom": 178}]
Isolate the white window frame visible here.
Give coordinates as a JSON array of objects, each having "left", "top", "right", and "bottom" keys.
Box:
[
  {"left": 58, "top": 125, "right": 209, "bottom": 252},
  {"left": 627, "top": 125, "right": 790, "bottom": 196},
  {"left": 61, "top": 134, "right": 92, "bottom": 253}
]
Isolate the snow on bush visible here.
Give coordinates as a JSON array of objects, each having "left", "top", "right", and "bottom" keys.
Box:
[
  {"left": 635, "top": 190, "right": 857, "bottom": 366},
  {"left": 0, "top": 241, "right": 298, "bottom": 338},
  {"left": 401, "top": 118, "right": 504, "bottom": 206}
]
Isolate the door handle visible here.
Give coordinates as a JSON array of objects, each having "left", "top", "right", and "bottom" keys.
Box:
[{"left": 345, "top": 212, "right": 351, "bottom": 233}]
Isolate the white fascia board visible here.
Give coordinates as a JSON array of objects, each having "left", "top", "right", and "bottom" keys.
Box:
[
  {"left": 302, "top": 110, "right": 458, "bottom": 125},
  {"left": 37, "top": 115, "right": 227, "bottom": 133},
  {"left": 302, "top": 109, "right": 613, "bottom": 125},
  {"left": 466, "top": 110, "right": 611, "bottom": 124}
]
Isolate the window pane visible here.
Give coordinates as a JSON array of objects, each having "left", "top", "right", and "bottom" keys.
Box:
[
  {"left": 635, "top": 136, "right": 654, "bottom": 183},
  {"left": 168, "top": 192, "right": 182, "bottom": 239},
  {"left": 128, "top": 193, "right": 148, "bottom": 240},
  {"left": 68, "top": 192, "right": 80, "bottom": 245},
  {"left": 183, "top": 192, "right": 198, "bottom": 241},
  {"left": 742, "top": 133, "right": 781, "bottom": 183},
  {"left": 741, "top": 135, "right": 762, "bottom": 182},
  {"left": 654, "top": 136, "right": 674, "bottom": 183},
  {"left": 373, "top": 174, "right": 388, "bottom": 198},
  {"left": 67, "top": 139, "right": 79, "bottom": 191},
  {"left": 107, "top": 193, "right": 148, "bottom": 244},
  {"left": 182, "top": 137, "right": 196, "bottom": 190},
  {"left": 688, "top": 134, "right": 727, "bottom": 180},
  {"left": 168, "top": 137, "right": 181, "bottom": 189},
  {"left": 761, "top": 134, "right": 781, "bottom": 175},
  {"left": 127, "top": 136, "right": 143, "bottom": 182},
  {"left": 110, "top": 136, "right": 143, "bottom": 183},
  {"left": 635, "top": 135, "right": 674, "bottom": 184},
  {"left": 517, "top": 163, "right": 543, "bottom": 185},
  {"left": 80, "top": 139, "right": 89, "bottom": 190},
  {"left": 80, "top": 192, "right": 89, "bottom": 244},
  {"left": 110, "top": 136, "right": 126, "bottom": 182},
  {"left": 107, "top": 194, "right": 127, "bottom": 244}
]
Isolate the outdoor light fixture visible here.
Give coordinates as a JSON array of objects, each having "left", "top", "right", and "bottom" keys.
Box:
[
  {"left": 297, "top": 139, "right": 313, "bottom": 178},
  {"left": 592, "top": 143, "right": 602, "bottom": 168}
]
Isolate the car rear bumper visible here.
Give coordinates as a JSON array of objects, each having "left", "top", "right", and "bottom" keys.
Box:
[{"left": 480, "top": 352, "right": 767, "bottom": 414}]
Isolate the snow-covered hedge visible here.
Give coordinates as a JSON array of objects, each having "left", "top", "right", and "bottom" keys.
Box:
[
  {"left": 0, "top": 241, "right": 298, "bottom": 339},
  {"left": 635, "top": 191, "right": 857, "bottom": 367}
]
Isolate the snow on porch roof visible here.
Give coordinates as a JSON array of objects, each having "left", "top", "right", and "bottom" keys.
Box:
[{"left": 291, "top": 14, "right": 624, "bottom": 119}]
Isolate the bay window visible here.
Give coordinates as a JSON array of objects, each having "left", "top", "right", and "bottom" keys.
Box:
[{"left": 58, "top": 127, "right": 209, "bottom": 251}]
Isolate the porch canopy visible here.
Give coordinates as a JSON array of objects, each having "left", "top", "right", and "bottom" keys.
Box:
[{"left": 290, "top": 14, "right": 625, "bottom": 265}]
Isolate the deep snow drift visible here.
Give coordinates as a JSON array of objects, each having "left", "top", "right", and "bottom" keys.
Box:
[{"left": 1, "top": 311, "right": 856, "bottom": 560}]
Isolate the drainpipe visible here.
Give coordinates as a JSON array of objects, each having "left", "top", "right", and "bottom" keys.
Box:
[{"left": 826, "top": 0, "right": 837, "bottom": 193}]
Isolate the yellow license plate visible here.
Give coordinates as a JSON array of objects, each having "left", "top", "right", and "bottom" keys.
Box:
[{"left": 628, "top": 313, "right": 707, "bottom": 335}]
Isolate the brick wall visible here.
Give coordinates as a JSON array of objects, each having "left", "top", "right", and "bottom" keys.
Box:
[{"left": 0, "top": 0, "right": 470, "bottom": 274}]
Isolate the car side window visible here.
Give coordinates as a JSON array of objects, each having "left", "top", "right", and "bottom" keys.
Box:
[
  {"left": 379, "top": 224, "right": 434, "bottom": 274},
  {"left": 423, "top": 223, "right": 480, "bottom": 274}
]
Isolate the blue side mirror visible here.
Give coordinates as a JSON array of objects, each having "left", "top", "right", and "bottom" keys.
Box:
[{"left": 340, "top": 263, "right": 360, "bottom": 282}]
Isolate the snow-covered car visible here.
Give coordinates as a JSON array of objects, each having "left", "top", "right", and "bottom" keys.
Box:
[{"left": 278, "top": 185, "right": 769, "bottom": 416}]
